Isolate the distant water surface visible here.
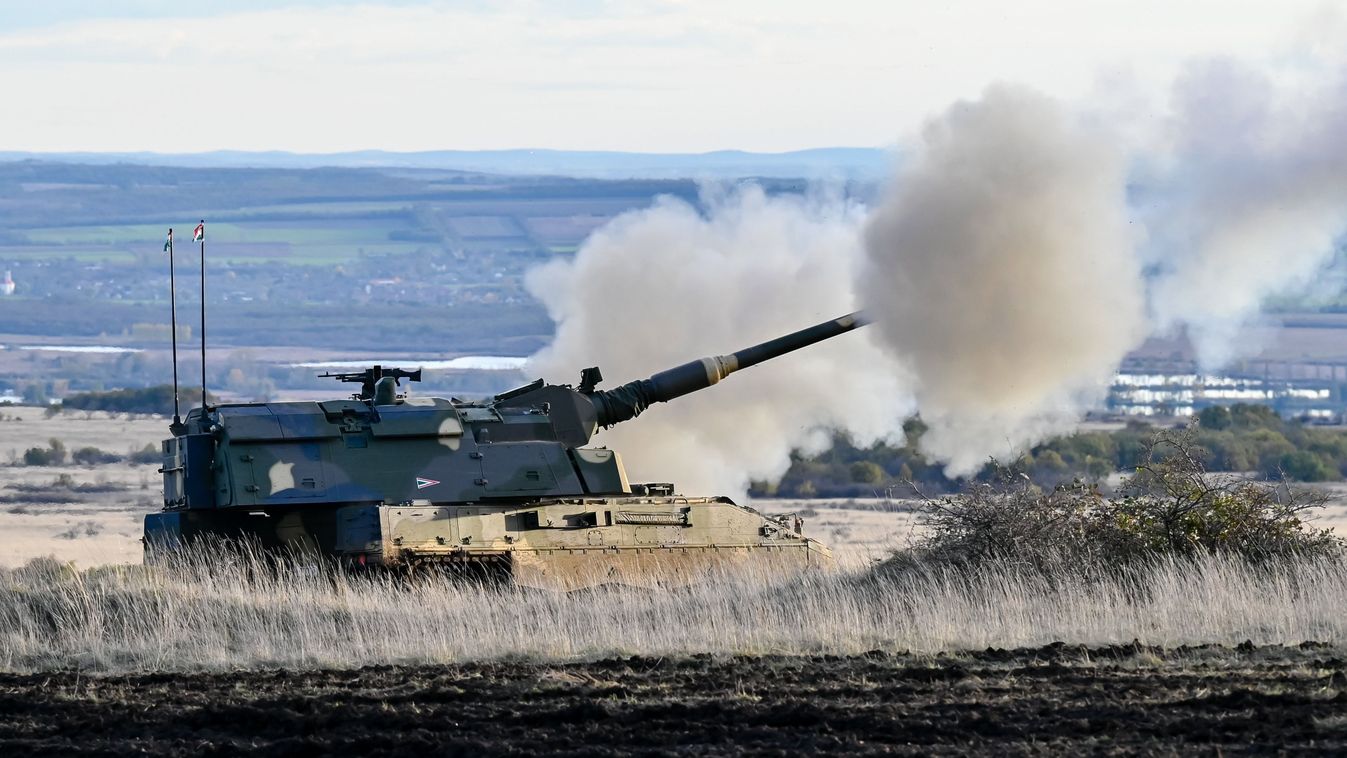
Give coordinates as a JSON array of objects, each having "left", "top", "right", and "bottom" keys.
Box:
[{"left": 17, "top": 345, "right": 143, "bottom": 354}]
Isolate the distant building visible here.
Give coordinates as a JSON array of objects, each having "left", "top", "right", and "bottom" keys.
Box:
[
  {"left": 365, "top": 277, "right": 402, "bottom": 295},
  {"left": 0, "top": 271, "right": 13, "bottom": 296},
  {"left": 1108, "top": 371, "right": 1339, "bottom": 420}
]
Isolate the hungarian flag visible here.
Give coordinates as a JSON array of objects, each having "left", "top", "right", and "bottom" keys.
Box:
[
  {"left": 163, "top": 229, "right": 173, "bottom": 252},
  {"left": 192, "top": 221, "right": 205, "bottom": 242}
]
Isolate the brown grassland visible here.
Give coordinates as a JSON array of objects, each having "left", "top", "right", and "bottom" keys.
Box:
[{"left": 2, "top": 407, "right": 1347, "bottom": 754}]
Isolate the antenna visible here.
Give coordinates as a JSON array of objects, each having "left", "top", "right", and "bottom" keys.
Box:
[
  {"left": 166, "top": 228, "right": 184, "bottom": 435},
  {"left": 197, "top": 220, "right": 206, "bottom": 411}
]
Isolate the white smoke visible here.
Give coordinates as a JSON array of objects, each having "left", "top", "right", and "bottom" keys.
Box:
[
  {"left": 526, "top": 59, "right": 1347, "bottom": 488},
  {"left": 858, "top": 85, "right": 1147, "bottom": 473},
  {"left": 525, "top": 186, "right": 913, "bottom": 497},
  {"left": 1144, "top": 60, "right": 1347, "bottom": 367}
]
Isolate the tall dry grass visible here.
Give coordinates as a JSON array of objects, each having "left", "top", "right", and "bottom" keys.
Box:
[{"left": 0, "top": 547, "right": 1343, "bottom": 673}]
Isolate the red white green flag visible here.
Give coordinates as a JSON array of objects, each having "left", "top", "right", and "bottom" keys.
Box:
[{"left": 192, "top": 221, "right": 205, "bottom": 242}]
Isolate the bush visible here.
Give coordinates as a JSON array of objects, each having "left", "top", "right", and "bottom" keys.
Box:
[
  {"left": 849, "top": 461, "right": 885, "bottom": 484},
  {"left": 1278, "top": 451, "right": 1337, "bottom": 482},
  {"left": 906, "top": 429, "right": 1341, "bottom": 574},
  {"left": 1197, "top": 405, "right": 1232, "bottom": 431},
  {"left": 72, "top": 447, "right": 121, "bottom": 466},
  {"left": 22, "top": 448, "right": 52, "bottom": 466},
  {"left": 60, "top": 385, "right": 213, "bottom": 415},
  {"left": 1195, "top": 430, "right": 1255, "bottom": 471},
  {"left": 128, "top": 444, "right": 160, "bottom": 465},
  {"left": 1231, "top": 404, "right": 1281, "bottom": 429},
  {"left": 768, "top": 404, "right": 1347, "bottom": 498},
  {"left": 1084, "top": 455, "right": 1112, "bottom": 481},
  {"left": 22, "top": 439, "right": 66, "bottom": 467}
]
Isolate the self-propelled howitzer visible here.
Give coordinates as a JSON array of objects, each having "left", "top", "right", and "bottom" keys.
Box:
[{"left": 147, "top": 312, "right": 867, "bottom": 589}]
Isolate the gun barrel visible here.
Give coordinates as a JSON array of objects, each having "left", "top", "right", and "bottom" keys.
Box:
[{"left": 591, "top": 312, "right": 868, "bottom": 427}]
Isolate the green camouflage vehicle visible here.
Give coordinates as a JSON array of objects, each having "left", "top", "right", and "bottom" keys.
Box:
[{"left": 147, "top": 313, "right": 866, "bottom": 589}]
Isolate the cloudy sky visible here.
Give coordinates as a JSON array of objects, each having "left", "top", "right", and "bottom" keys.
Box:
[{"left": 0, "top": 1, "right": 1338, "bottom": 153}]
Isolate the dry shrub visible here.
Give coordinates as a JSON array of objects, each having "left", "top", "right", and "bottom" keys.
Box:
[
  {"left": 71, "top": 446, "right": 121, "bottom": 465},
  {"left": 55, "top": 520, "right": 103, "bottom": 540},
  {"left": 901, "top": 429, "right": 1342, "bottom": 575}
]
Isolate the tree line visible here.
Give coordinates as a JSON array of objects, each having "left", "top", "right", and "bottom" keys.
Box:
[{"left": 751, "top": 404, "right": 1347, "bottom": 499}]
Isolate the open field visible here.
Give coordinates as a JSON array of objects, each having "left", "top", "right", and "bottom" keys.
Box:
[
  {"left": 1, "top": 644, "right": 1343, "bottom": 755},
  {"left": 0, "top": 406, "right": 166, "bottom": 457},
  {"left": 0, "top": 407, "right": 163, "bottom": 566},
  {"left": 3, "top": 410, "right": 1347, "bottom": 752},
  {"left": 2, "top": 546, "right": 1347, "bottom": 752},
  {"left": 0, "top": 163, "right": 705, "bottom": 269}
]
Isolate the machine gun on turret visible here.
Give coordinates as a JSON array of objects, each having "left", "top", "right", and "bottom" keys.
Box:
[{"left": 319, "top": 365, "right": 422, "bottom": 404}]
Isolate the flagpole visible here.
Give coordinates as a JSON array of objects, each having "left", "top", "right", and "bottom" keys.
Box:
[
  {"left": 198, "top": 220, "right": 206, "bottom": 411},
  {"left": 166, "top": 228, "right": 183, "bottom": 435}
]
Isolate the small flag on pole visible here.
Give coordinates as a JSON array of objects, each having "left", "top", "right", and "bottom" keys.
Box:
[
  {"left": 192, "top": 221, "right": 205, "bottom": 242},
  {"left": 163, "top": 229, "right": 173, "bottom": 252}
]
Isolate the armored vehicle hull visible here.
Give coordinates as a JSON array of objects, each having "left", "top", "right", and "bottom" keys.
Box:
[
  {"left": 148, "top": 496, "right": 830, "bottom": 590},
  {"left": 147, "top": 313, "right": 864, "bottom": 589}
]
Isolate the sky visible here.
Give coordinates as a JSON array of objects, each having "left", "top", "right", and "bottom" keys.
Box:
[{"left": 0, "top": 0, "right": 1340, "bottom": 154}]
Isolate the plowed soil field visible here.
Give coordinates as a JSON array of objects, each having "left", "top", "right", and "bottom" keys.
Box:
[{"left": 2, "top": 643, "right": 1344, "bottom": 755}]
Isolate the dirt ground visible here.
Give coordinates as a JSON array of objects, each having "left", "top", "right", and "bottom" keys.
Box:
[{"left": 0, "top": 643, "right": 1342, "bottom": 755}]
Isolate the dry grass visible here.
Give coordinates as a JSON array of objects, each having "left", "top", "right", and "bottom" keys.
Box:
[{"left": 0, "top": 548, "right": 1343, "bottom": 673}]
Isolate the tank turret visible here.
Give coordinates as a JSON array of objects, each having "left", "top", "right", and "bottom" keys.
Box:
[{"left": 147, "top": 312, "right": 870, "bottom": 589}]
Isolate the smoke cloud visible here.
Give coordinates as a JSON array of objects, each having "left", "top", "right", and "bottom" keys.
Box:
[
  {"left": 526, "top": 187, "right": 912, "bottom": 496},
  {"left": 1144, "top": 61, "right": 1347, "bottom": 366},
  {"left": 859, "top": 85, "right": 1146, "bottom": 473},
  {"left": 526, "top": 58, "right": 1347, "bottom": 490}
]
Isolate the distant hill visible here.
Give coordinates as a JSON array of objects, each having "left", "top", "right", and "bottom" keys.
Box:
[{"left": 0, "top": 147, "right": 895, "bottom": 180}]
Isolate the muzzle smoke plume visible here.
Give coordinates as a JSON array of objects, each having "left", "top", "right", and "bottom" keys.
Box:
[
  {"left": 1144, "top": 61, "right": 1347, "bottom": 366},
  {"left": 859, "top": 85, "right": 1146, "bottom": 473},
  {"left": 527, "top": 61, "right": 1347, "bottom": 490},
  {"left": 526, "top": 187, "right": 912, "bottom": 496}
]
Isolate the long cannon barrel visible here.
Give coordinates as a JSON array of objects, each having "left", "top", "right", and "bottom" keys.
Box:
[{"left": 589, "top": 312, "right": 869, "bottom": 427}]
